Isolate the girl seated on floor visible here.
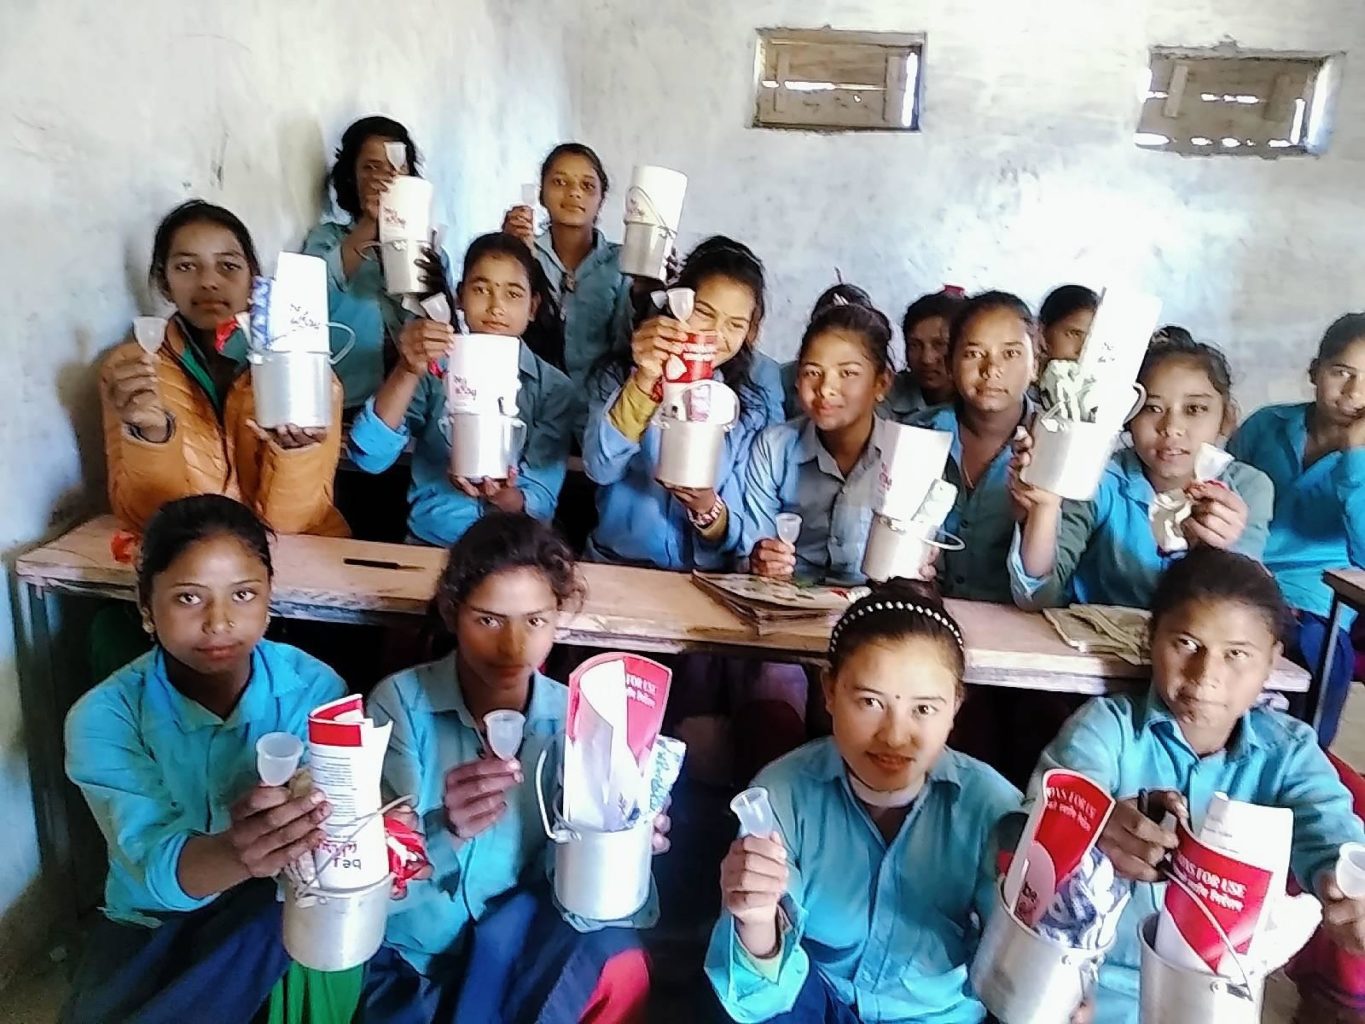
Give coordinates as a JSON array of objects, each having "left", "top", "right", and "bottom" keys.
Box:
[
  {"left": 347, "top": 232, "right": 575, "bottom": 548},
  {"left": 1008, "top": 333, "right": 1272, "bottom": 609},
  {"left": 706, "top": 582, "right": 1062, "bottom": 1024},
  {"left": 1031, "top": 548, "right": 1365, "bottom": 1024},
  {"left": 63, "top": 495, "right": 353, "bottom": 1024},
  {"left": 358, "top": 512, "right": 665, "bottom": 1024}
]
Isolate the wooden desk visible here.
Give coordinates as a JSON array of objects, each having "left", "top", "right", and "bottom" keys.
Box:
[
  {"left": 15, "top": 516, "right": 1310, "bottom": 697},
  {"left": 1313, "top": 569, "right": 1365, "bottom": 731}
]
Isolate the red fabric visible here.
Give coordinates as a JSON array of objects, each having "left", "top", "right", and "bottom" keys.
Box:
[
  {"left": 1286, "top": 750, "right": 1365, "bottom": 1011},
  {"left": 578, "top": 948, "right": 651, "bottom": 1024}
]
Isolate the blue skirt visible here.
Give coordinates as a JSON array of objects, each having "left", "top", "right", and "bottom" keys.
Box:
[
  {"left": 60, "top": 879, "right": 289, "bottom": 1024},
  {"left": 358, "top": 887, "right": 642, "bottom": 1024}
]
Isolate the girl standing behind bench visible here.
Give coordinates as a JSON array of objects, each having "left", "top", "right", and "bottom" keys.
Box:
[{"left": 101, "top": 200, "right": 347, "bottom": 536}]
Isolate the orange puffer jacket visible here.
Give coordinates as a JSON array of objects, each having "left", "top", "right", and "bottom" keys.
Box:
[{"left": 100, "top": 320, "right": 349, "bottom": 536}]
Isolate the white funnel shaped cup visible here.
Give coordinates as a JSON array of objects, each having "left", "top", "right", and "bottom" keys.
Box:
[
  {"left": 257, "top": 732, "right": 304, "bottom": 786},
  {"left": 775, "top": 513, "right": 802, "bottom": 546},
  {"left": 1337, "top": 843, "right": 1365, "bottom": 899},
  {"left": 731, "top": 787, "right": 776, "bottom": 838},
  {"left": 484, "top": 710, "right": 526, "bottom": 760}
]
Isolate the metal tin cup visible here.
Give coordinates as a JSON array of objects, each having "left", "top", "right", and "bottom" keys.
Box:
[
  {"left": 1137, "top": 915, "right": 1264, "bottom": 1024},
  {"left": 282, "top": 874, "right": 393, "bottom": 972},
  {"left": 534, "top": 748, "right": 654, "bottom": 921},
  {"left": 656, "top": 416, "right": 731, "bottom": 489},
  {"left": 447, "top": 413, "right": 526, "bottom": 481},
  {"left": 969, "top": 882, "right": 1110, "bottom": 1024},
  {"left": 861, "top": 514, "right": 964, "bottom": 583},
  {"left": 249, "top": 349, "right": 333, "bottom": 429}
]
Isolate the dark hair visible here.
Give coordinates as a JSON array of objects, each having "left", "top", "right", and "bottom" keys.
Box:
[
  {"left": 798, "top": 302, "right": 894, "bottom": 376},
  {"left": 329, "top": 116, "right": 421, "bottom": 220},
  {"left": 149, "top": 200, "right": 261, "bottom": 296},
  {"left": 539, "top": 142, "right": 610, "bottom": 196},
  {"left": 460, "top": 232, "right": 566, "bottom": 371},
  {"left": 1152, "top": 324, "right": 1194, "bottom": 346},
  {"left": 1139, "top": 335, "right": 1238, "bottom": 421},
  {"left": 1038, "top": 284, "right": 1099, "bottom": 329},
  {"left": 137, "top": 495, "right": 273, "bottom": 607},
  {"left": 948, "top": 290, "right": 1037, "bottom": 361},
  {"left": 902, "top": 290, "right": 967, "bottom": 344},
  {"left": 435, "top": 512, "right": 583, "bottom": 612},
  {"left": 828, "top": 580, "right": 966, "bottom": 695},
  {"left": 810, "top": 283, "right": 873, "bottom": 320},
  {"left": 591, "top": 235, "right": 770, "bottom": 428},
  {"left": 1149, "top": 548, "right": 1293, "bottom": 644},
  {"left": 1313, "top": 313, "right": 1365, "bottom": 368}
]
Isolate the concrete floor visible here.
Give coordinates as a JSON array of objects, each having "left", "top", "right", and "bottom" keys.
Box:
[{"left": 4, "top": 689, "right": 1364, "bottom": 1023}]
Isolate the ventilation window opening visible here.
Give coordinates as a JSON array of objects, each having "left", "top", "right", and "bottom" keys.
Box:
[
  {"left": 1135, "top": 49, "right": 1338, "bottom": 156},
  {"left": 753, "top": 28, "right": 925, "bottom": 133}
]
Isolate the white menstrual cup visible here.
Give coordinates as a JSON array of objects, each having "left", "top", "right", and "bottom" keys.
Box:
[
  {"left": 384, "top": 141, "right": 406, "bottom": 171},
  {"left": 1336, "top": 843, "right": 1365, "bottom": 899},
  {"left": 484, "top": 710, "right": 526, "bottom": 760},
  {"left": 257, "top": 732, "right": 304, "bottom": 786},
  {"left": 775, "top": 513, "right": 802, "bottom": 545},
  {"left": 731, "top": 787, "right": 776, "bottom": 838},
  {"left": 520, "top": 182, "right": 539, "bottom": 208},
  {"left": 133, "top": 317, "right": 166, "bottom": 354}
]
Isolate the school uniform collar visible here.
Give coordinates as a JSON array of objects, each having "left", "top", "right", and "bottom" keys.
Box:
[
  {"left": 883, "top": 372, "right": 923, "bottom": 417},
  {"left": 517, "top": 339, "right": 546, "bottom": 381},
  {"left": 534, "top": 229, "right": 613, "bottom": 276},
  {"left": 1136, "top": 685, "right": 1266, "bottom": 761},
  {"left": 1112, "top": 446, "right": 1159, "bottom": 503},
  {"left": 420, "top": 652, "right": 562, "bottom": 731},
  {"left": 794, "top": 415, "right": 889, "bottom": 479},
  {"left": 803, "top": 736, "right": 964, "bottom": 792},
  {"left": 927, "top": 397, "right": 1034, "bottom": 468},
  {"left": 143, "top": 643, "right": 303, "bottom": 732}
]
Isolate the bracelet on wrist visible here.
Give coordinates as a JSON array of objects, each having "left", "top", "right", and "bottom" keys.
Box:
[{"left": 688, "top": 497, "right": 725, "bottom": 530}]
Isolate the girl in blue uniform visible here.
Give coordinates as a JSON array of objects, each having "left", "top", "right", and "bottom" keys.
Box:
[
  {"left": 1228, "top": 313, "right": 1365, "bottom": 745},
  {"left": 1032, "top": 548, "right": 1365, "bottom": 1024},
  {"left": 884, "top": 288, "right": 964, "bottom": 422},
  {"left": 745, "top": 299, "right": 896, "bottom": 585},
  {"left": 1009, "top": 335, "right": 1273, "bottom": 609},
  {"left": 62, "top": 495, "right": 348, "bottom": 1024},
  {"left": 347, "top": 232, "right": 575, "bottom": 548},
  {"left": 302, "top": 115, "right": 424, "bottom": 411},
  {"left": 1038, "top": 284, "right": 1098, "bottom": 364},
  {"left": 358, "top": 512, "right": 659, "bottom": 1023},
  {"left": 778, "top": 284, "right": 876, "bottom": 420},
  {"left": 908, "top": 291, "right": 1037, "bottom": 604},
  {"left": 706, "top": 582, "right": 1035, "bottom": 1023},
  {"left": 583, "top": 236, "right": 784, "bottom": 570}
]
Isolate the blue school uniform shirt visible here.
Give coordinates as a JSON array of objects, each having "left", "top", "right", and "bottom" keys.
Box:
[
  {"left": 1033, "top": 687, "right": 1365, "bottom": 1024},
  {"left": 64, "top": 641, "right": 346, "bottom": 928},
  {"left": 302, "top": 221, "right": 405, "bottom": 410},
  {"left": 705, "top": 738, "right": 1020, "bottom": 1023},
  {"left": 368, "top": 656, "right": 569, "bottom": 976},
  {"left": 533, "top": 230, "right": 632, "bottom": 392},
  {"left": 741, "top": 416, "right": 893, "bottom": 585},
  {"left": 882, "top": 370, "right": 930, "bottom": 424},
  {"left": 908, "top": 402, "right": 1031, "bottom": 603},
  {"left": 1008, "top": 447, "right": 1274, "bottom": 610},
  {"left": 347, "top": 340, "right": 574, "bottom": 546},
  {"left": 582, "top": 368, "right": 784, "bottom": 570},
  {"left": 1228, "top": 402, "right": 1365, "bottom": 622}
]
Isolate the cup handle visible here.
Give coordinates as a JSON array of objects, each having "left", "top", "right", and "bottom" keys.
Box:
[{"left": 1123, "top": 382, "right": 1148, "bottom": 424}]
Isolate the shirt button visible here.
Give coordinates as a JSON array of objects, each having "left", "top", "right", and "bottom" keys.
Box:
[{"left": 955, "top": 574, "right": 966, "bottom": 585}]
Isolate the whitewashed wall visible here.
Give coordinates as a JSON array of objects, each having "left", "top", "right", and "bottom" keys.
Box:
[
  {"left": 570, "top": 0, "right": 1365, "bottom": 411},
  {"left": 0, "top": 0, "right": 570, "bottom": 983}
]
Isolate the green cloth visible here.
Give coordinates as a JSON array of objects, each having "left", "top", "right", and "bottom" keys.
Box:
[
  {"left": 264, "top": 963, "right": 363, "bottom": 1024},
  {"left": 88, "top": 603, "right": 153, "bottom": 683}
]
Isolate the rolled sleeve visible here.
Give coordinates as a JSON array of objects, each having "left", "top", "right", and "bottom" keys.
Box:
[
  {"left": 348, "top": 396, "right": 411, "bottom": 474},
  {"left": 1274, "top": 723, "right": 1365, "bottom": 896},
  {"left": 705, "top": 908, "right": 811, "bottom": 1022}
]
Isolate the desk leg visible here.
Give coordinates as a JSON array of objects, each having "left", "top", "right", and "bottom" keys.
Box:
[
  {"left": 1309, "top": 597, "right": 1345, "bottom": 734},
  {"left": 15, "top": 582, "right": 78, "bottom": 931}
]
